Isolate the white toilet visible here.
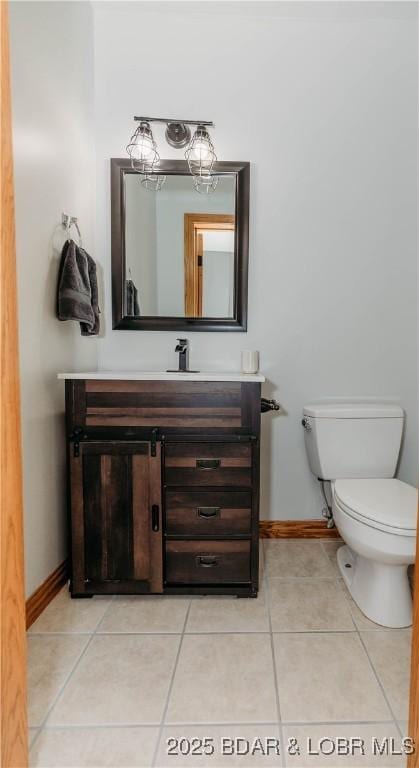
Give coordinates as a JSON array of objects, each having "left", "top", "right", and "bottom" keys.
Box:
[{"left": 302, "top": 402, "right": 418, "bottom": 628}]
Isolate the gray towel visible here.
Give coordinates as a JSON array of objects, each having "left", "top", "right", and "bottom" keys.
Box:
[
  {"left": 57, "top": 239, "right": 100, "bottom": 335},
  {"left": 126, "top": 278, "right": 140, "bottom": 316}
]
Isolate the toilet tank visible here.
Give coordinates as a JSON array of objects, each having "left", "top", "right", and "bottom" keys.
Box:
[{"left": 302, "top": 402, "right": 404, "bottom": 480}]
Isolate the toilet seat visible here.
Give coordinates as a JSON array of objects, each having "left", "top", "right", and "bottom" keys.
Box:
[{"left": 333, "top": 478, "right": 417, "bottom": 537}]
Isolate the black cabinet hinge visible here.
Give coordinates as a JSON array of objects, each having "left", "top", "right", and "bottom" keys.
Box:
[
  {"left": 70, "top": 427, "right": 86, "bottom": 458},
  {"left": 151, "top": 427, "right": 159, "bottom": 457}
]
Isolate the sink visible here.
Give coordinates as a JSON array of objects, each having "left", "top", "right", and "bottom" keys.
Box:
[{"left": 58, "top": 371, "right": 266, "bottom": 382}]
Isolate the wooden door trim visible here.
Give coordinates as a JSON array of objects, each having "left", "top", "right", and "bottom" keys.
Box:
[
  {"left": 1, "top": 2, "right": 29, "bottom": 765},
  {"left": 184, "top": 213, "right": 235, "bottom": 317},
  {"left": 408, "top": 501, "right": 419, "bottom": 765}
]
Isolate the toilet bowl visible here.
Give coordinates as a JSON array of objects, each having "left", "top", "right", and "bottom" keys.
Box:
[
  {"left": 332, "top": 478, "right": 417, "bottom": 628},
  {"left": 302, "top": 401, "right": 418, "bottom": 628}
]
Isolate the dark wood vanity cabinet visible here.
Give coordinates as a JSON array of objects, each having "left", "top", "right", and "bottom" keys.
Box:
[
  {"left": 70, "top": 441, "right": 163, "bottom": 595},
  {"left": 65, "top": 378, "right": 261, "bottom": 598}
]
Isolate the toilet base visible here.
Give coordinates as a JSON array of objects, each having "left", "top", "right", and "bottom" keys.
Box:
[{"left": 337, "top": 544, "right": 412, "bottom": 628}]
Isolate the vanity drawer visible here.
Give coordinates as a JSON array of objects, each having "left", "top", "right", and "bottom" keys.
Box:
[
  {"left": 82, "top": 380, "right": 243, "bottom": 428},
  {"left": 164, "top": 442, "right": 252, "bottom": 487},
  {"left": 165, "top": 490, "right": 252, "bottom": 536},
  {"left": 165, "top": 540, "right": 251, "bottom": 585}
]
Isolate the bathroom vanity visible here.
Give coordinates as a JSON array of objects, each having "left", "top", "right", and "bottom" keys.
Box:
[{"left": 60, "top": 372, "right": 264, "bottom": 598}]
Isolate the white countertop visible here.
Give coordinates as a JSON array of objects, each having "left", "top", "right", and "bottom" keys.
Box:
[{"left": 57, "top": 371, "right": 266, "bottom": 383}]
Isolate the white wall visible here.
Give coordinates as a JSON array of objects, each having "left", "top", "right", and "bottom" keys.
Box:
[
  {"left": 91, "top": 1, "right": 418, "bottom": 520},
  {"left": 10, "top": 1, "right": 97, "bottom": 595}
]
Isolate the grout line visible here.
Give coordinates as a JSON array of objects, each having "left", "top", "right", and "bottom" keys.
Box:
[
  {"left": 264, "top": 545, "right": 286, "bottom": 768},
  {"left": 151, "top": 600, "right": 192, "bottom": 768},
  {"left": 29, "top": 593, "right": 117, "bottom": 752},
  {"left": 333, "top": 563, "right": 408, "bottom": 731},
  {"left": 38, "top": 723, "right": 163, "bottom": 730},
  {"left": 29, "top": 626, "right": 405, "bottom": 636},
  {"left": 357, "top": 630, "right": 404, "bottom": 733},
  {"left": 28, "top": 727, "right": 39, "bottom": 750},
  {"left": 28, "top": 635, "right": 94, "bottom": 752},
  {"left": 336, "top": 578, "right": 409, "bottom": 633},
  {"left": 28, "top": 631, "right": 97, "bottom": 636},
  {"left": 333, "top": 554, "right": 407, "bottom": 733},
  {"left": 263, "top": 575, "right": 343, "bottom": 582},
  {"left": 96, "top": 629, "right": 271, "bottom": 636},
  {"left": 35, "top": 718, "right": 400, "bottom": 730},
  {"left": 281, "top": 719, "right": 396, "bottom": 727},
  {"left": 332, "top": 553, "right": 407, "bottom": 737}
]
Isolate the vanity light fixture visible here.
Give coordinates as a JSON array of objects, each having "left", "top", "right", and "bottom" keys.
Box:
[
  {"left": 185, "top": 125, "right": 218, "bottom": 194},
  {"left": 127, "top": 116, "right": 218, "bottom": 193},
  {"left": 126, "top": 121, "right": 160, "bottom": 172},
  {"left": 126, "top": 120, "right": 167, "bottom": 190},
  {"left": 165, "top": 122, "right": 191, "bottom": 148},
  {"left": 185, "top": 125, "right": 216, "bottom": 175}
]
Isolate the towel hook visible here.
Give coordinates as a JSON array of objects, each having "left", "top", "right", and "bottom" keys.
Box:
[{"left": 62, "top": 213, "right": 83, "bottom": 247}]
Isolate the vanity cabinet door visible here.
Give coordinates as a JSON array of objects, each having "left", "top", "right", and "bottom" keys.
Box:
[{"left": 70, "top": 441, "right": 162, "bottom": 595}]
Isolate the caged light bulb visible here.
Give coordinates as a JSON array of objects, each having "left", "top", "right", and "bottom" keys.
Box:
[
  {"left": 185, "top": 125, "right": 216, "bottom": 174},
  {"left": 126, "top": 121, "right": 159, "bottom": 171}
]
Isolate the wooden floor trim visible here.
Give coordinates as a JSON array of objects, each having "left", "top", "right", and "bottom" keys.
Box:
[
  {"left": 26, "top": 560, "right": 68, "bottom": 629},
  {"left": 259, "top": 519, "right": 340, "bottom": 538}
]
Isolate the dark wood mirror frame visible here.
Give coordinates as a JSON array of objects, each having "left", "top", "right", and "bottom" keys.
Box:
[{"left": 111, "top": 159, "right": 250, "bottom": 331}]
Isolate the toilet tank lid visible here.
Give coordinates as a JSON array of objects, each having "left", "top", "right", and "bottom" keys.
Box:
[{"left": 303, "top": 402, "right": 404, "bottom": 419}]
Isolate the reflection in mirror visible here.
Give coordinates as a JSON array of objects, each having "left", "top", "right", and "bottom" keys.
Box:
[{"left": 124, "top": 174, "right": 236, "bottom": 318}]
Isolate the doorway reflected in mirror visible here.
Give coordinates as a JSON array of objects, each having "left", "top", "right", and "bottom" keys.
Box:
[{"left": 184, "top": 213, "right": 234, "bottom": 318}]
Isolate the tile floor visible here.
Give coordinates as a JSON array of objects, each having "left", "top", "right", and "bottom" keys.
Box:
[{"left": 28, "top": 540, "right": 412, "bottom": 767}]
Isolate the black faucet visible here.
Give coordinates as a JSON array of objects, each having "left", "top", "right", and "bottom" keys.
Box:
[{"left": 175, "top": 338, "right": 189, "bottom": 372}]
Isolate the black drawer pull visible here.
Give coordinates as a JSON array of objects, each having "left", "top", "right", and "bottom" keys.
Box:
[
  {"left": 197, "top": 506, "right": 220, "bottom": 519},
  {"left": 196, "top": 458, "right": 220, "bottom": 470},
  {"left": 151, "top": 504, "right": 159, "bottom": 532},
  {"left": 196, "top": 555, "right": 219, "bottom": 568}
]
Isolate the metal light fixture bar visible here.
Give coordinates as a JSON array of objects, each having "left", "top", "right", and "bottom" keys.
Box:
[
  {"left": 128, "top": 116, "right": 218, "bottom": 194},
  {"left": 134, "top": 116, "right": 214, "bottom": 127}
]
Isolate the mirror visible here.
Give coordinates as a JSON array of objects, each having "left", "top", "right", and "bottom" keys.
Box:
[{"left": 111, "top": 160, "right": 249, "bottom": 331}]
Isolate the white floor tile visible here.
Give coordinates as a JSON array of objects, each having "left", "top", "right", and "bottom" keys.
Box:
[
  {"left": 48, "top": 634, "right": 180, "bottom": 725},
  {"left": 29, "top": 588, "right": 112, "bottom": 634},
  {"left": 98, "top": 595, "right": 190, "bottom": 634},
  {"left": 186, "top": 583, "right": 269, "bottom": 633},
  {"left": 28, "top": 635, "right": 89, "bottom": 726},
  {"left": 264, "top": 540, "right": 335, "bottom": 579},
  {"left": 269, "top": 578, "right": 354, "bottom": 632},
  {"left": 274, "top": 632, "right": 391, "bottom": 722},
  {"left": 30, "top": 726, "right": 159, "bottom": 767},
  {"left": 361, "top": 630, "right": 412, "bottom": 721},
  {"left": 166, "top": 633, "right": 277, "bottom": 724}
]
